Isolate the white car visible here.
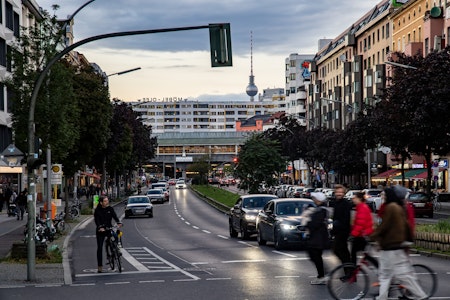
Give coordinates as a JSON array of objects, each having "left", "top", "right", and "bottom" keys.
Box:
[{"left": 175, "top": 180, "right": 187, "bottom": 189}]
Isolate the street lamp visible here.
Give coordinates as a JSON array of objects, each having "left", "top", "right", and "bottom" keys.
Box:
[
  {"left": 384, "top": 61, "right": 418, "bottom": 70},
  {"left": 107, "top": 67, "right": 141, "bottom": 77}
]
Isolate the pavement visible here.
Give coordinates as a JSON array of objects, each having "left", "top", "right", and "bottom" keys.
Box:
[{"left": 0, "top": 190, "right": 449, "bottom": 287}]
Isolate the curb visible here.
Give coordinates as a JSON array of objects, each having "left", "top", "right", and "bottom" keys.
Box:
[{"left": 410, "top": 248, "right": 450, "bottom": 260}]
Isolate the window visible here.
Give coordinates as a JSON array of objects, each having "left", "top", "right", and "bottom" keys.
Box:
[
  {"left": 0, "top": 83, "right": 4, "bottom": 111},
  {"left": 0, "top": 38, "right": 6, "bottom": 67},
  {"left": 386, "top": 22, "right": 390, "bottom": 38},
  {"left": 5, "top": 2, "right": 13, "bottom": 30},
  {"left": 365, "top": 75, "right": 373, "bottom": 87},
  {"left": 13, "top": 12, "right": 19, "bottom": 37}
]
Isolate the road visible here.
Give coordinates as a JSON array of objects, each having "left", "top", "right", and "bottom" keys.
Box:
[{"left": 1, "top": 186, "right": 449, "bottom": 300}]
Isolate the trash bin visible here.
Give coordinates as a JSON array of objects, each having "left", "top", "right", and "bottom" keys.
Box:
[{"left": 43, "top": 202, "right": 57, "bottom": 219}]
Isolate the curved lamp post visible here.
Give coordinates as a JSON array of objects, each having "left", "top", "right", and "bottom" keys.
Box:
[{"left": 26, "top": 22, "right": 230, "bottom": 281}]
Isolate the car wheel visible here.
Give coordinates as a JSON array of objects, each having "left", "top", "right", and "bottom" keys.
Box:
[
  {"left": 124, "top": 215, "right": 129, "bottom": 219},
  {"left": 240, "top": 223, "right": 250, "bottom": 240},
  {"left": 428, "top": 212, "right": 433, "bottom": 218},
  {"left": 229, "top": 222, "right": 238, "bottom": 238},
  {"left": 274, "top": 232, "right": 285, "bottom": 250},
  {"left": 257, "top": 228, "right": 266, "bottom": 246},
  {"left": 148, "top": 213, "right": 153, "bottom": 218}
]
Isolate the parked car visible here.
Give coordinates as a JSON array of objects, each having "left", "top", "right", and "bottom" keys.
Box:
[
  {"left": 175, "top": 179, "right": 187, "bottom": 189},
  {"left": 125, "top": 195, "right": 153, "bottom": 218},
  {"left": 229, "top": 194, "right": 278, "bottom": 239},
  {"left": 361, "top": 189, "right": 383, "bottom": 212},
  {"left": 146, "top": 189, "right": 166, "bottom": 204},
  {"left": 292, "top": 187, "right": 305, "bottom": 198},
  {"left": 407, "top": 192, "right": 433, "bottom": 218},
  {"left": 302, "top": 187, "right": 316, "bottom": 199},
  {"left": 256, "top": 198, "right": 316, "bottom": 250}
]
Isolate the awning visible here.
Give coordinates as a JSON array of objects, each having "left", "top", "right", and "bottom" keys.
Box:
[
  {"left": 372, "top": 169, "right": 401, "bottom": 180},
  {"left": 410, "top": 171, "right": 428, "bottom": 181},
  {"left": 392, "top": 169, "right": 427, "bottom": 180},
  {"left": 81, "top": 172, "right": 101, "bottom": 180}
]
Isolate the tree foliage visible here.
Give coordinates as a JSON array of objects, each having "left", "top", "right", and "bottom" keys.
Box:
[{"left": 234, "top": 133, "right": 285, "bottom": 193}]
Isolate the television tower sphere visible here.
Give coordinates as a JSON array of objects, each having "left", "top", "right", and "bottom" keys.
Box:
[{"left": 246, "top": 81, "right": 258, "bottom": 97}]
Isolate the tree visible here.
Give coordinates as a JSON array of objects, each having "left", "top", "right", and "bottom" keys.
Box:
[
  {"left": 234, "top": 133, "right": 285, "bottom": 193},
  {"left": 187, "top": 155, "right": 210, "bottom": 184},
  {"left": 381, "top": 48, "right": 450, "bottom": 192}
]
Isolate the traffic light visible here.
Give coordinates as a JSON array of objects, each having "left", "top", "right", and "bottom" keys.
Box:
[
  {"left": 233, "top": 157, "right": 238, "bottom": 164},
  {"left": 34, "top": 136, "right": 43, "bottom": 158},
  {"left": 209, "top": 23, "right": 232, "bottom": 67}
]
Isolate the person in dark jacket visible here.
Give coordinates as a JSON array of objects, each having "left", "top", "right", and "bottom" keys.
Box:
[
  {"left": 306, "top": 192, "right": 330, "bottom": 285},
  {"left": 331, "top": 184, "right": 351, "bottom": 265},
  {"left": 16, "top": 189, "right": 28, "bottom": 220},
  {"left": 94, "top": 196, "right": 122, "bottom": 273}
]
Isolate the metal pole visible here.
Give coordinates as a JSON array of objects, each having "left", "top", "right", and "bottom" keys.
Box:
[
  {"left": 26, "top": 181, "right": 35, "bottom": 281},
  {"left": 46, "top": 146, "right": 52, "bottom": 227},
  {"left": 367, "top": 149, "right": 371, "bottom": 188}
]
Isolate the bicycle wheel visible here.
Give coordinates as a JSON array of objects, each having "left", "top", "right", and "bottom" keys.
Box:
[
  {"left": 400, "top": 264, "right": 437, "bottom": 299},
  {"left": 114, "top": 244, "right": 122, "bottom": 273},
  {"left": 70, "top": 206, "right": 80, "bottom": 219},
  {"left": 328, "top": 263, "right": 370, "bottom": 300},
  {"left": 434, "top": 201, "right": 442, "bottom": 211},
  {"left": 109, "top": 244, "right": 116, "bottom": 271}
]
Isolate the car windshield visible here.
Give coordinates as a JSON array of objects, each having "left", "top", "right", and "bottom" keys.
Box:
[
  {"left": 276, "top": 201, "right": 313, "bottom": 216},
  {"left": 409, "top": 193, "right": 428, "bottom": 201},
  {"left": 177, "top": 180, "right": 185, "bottom": 184},
  {"left": 147, "top": 190, "right": 161, "bottom": 195},
  {"left": 367, "top": 190, "right": 381, "bottom": 196},
  {"left": 129, "top": 197, "right": 149, "bottom": 204},
  {"left": 242, "top": 197, "right": 272, "bottom": 209}
]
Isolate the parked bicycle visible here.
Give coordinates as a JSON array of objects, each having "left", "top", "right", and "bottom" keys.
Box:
[
  {"left": 105, "top": 225, "right": 123, "bottom": 273},
  {"left": 53, "top": 211, "right": 70, "bottom": 235},
  {"left": 327, "top": 244, "right": 437, "bottom": 300},
  {"left": 432, "top": 193, "right": 442, "bottom": 212},
  {"left": 68, "top": 198, "right": 81, "bottom": 219}
]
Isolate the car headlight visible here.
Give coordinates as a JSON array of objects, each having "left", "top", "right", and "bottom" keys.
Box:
[
  {"left": 245, "top": 215, "right": 256, "bottom": 221},
  {"left": 281, "top": 224, "right": 297, "bottom": 230}
]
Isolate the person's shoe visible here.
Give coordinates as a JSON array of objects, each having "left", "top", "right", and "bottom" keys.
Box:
[
  {"left": 310, "top": 277, "right": 328, "bottom": 285},
  {"left": 97, "top": 267, "right": 102, "bottom": 273}
]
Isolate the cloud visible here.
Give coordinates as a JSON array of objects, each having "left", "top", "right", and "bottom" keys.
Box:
[{"left": 38, "top": 0, "right": 382, "bottom": 100}]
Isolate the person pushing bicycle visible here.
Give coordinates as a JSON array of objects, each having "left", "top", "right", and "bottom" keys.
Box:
[
  {"left": 94, "top": 196, "right": 122, "bottom": 273},
  {"left": 370, "top": 187, "right": 427, "bottom": 300}
]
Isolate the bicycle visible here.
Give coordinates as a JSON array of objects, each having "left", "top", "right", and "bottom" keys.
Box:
[
  {"left": 105, "top": 225, "right": 123, "bottom": 273},
  {"left": 53, "top": 211, "right": 70, "bottom": 235},
  {"left": 432, "top": 193, "right": 442, "bottom": 212},
  {"left": 68, "top": 199, "right": 81, "bottom": 219},
  {"left": 327, "top": 244, "right": 437, "bottom": 300}
]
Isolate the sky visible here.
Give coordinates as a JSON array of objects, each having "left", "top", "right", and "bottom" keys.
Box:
[{"left": 36, "top": 0, "right": 382, "bottom": 102}]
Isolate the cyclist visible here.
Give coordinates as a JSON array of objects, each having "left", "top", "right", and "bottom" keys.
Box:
[
  {"left": 370, "top": 187, "right": 427, "bottom": 300},
  {"left": 349, "top": 191, "right": 373, "bottom": 266},
  {"left": 94, "top": 196, "right": 122, "bottom": 273}
]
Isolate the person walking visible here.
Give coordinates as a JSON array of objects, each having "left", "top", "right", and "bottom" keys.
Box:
[
  {"left": 349, "top": 191, "right": 373, "bottom": 265},
  {"left": 94, "top": 196, "right": 122, "bottom": 273},
  {"left": 370, "top": 187, "right": 427, "bottom": 300},
  {"left": 331, "top": 184, "right": 352, "bottom": 266},
  {"left": 16, "top": 189, "right": 28, "bottom": 220},
  {"left": 306, "top": 192, "right": 330, "bottom": 285}
]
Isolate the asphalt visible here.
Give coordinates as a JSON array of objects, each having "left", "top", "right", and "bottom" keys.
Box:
[{"left": 0, "top": 191, "right": 449, "bottom": 287}]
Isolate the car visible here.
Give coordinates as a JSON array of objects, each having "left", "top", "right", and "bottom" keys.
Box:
[
  {"left": 292, "top": 187, "right": 305, "bottom": 198},
  {"left": 155, "top": 187, "right": 170, "bottom": 201},
  {"left": 229, "top": 194, "right": 278, "bottom": 239},
  {"left": 361, "top": 189, "right": 383, "bottom": 212},
  {"left": 146, "top": 189, "right": 166, "bottom": 204},
  {"left": 301, "top": 187, "right": 316, "bottom": 199},
  {"left": 125, "top": 195, "right": 153, "bottom": 218},
  {"left": 175, "top": 179, "right": 187, "bottom": 189},
  {"left": 407, "top": 192, "right": 433, "bottom": 218},
  {"left": 152, "top": 182, "right": 169, "bottom": 190},
  {"left": 168, "top": 178, "right": 177, "bottom": 186},
  {"left": 256, "top": 198, "right": 317, "bottom": 250}
]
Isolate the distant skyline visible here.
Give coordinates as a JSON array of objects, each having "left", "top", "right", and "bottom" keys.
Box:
[{"left": 37, "top": 0, "right": 382, "bottom": 101}]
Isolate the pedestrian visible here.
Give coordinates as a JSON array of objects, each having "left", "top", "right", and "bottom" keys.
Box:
[
  {"left": 370, "top": 187, "right": 427, "bottom": 300},
  {"left": 16, "top": 189, "right": 28, "bottom": 220},
  {"left": 331, "top": 184, "right": 352, "bottom": 266},
  {"left": 306, "top": 192, "right": 330, "bottom": 285},
  {"left": 349, "top": 191, "right": 374, "bottom": 265},
  {"left": 94, "top": 196, "right": 122, "bottom": 273},
  {"left": 0, "top": 186, "right": 4, "bottom": 213}
]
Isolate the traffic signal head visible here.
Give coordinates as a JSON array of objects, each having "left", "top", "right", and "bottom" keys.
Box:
[
  {"left": 34, "top": 136, "right": 43, "bottom": 158},
  {"left": 233, "top": 157, "right": 238, "bottom": 163}
]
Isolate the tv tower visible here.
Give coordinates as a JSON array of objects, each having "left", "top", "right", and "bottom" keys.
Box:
[{"left": 246, "top": 31, "right": 258, "bottom": 102}]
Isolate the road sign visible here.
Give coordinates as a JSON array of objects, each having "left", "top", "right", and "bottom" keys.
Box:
[{"left": 51, "top": 164, "right": 62, "bottom": 185}]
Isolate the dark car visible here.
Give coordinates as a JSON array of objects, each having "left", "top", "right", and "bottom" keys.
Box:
[
  {"left": 146, "top": 189, "right": 166, "bottom": 204},
  {"left": 256, "top": 198, "right": 316, "bottom": 250},
  {"left": 125, "top": 196, "right": 153, "bottom": 218},
  {"left": 407, "top": 192, "right": 433, "bottom": 218},
  {"left": 229, "top": 194, "right": 278, "bottom": 239}
]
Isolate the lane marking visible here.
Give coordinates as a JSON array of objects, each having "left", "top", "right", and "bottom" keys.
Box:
[
  {"left": 139, "top": 280, "right": 165, "bottom": 283},
  {"left": 217, "top": 235, "right": 229, "bottom": 240},
  {"left": 202, "top": 230, "right": 211, "bottom": 234},
  {"left": 105, "top": 281, "right": 130, "bottom": 285},
  {"left": 121, "top": 248, "right": 149, "bottom": 272},
  {"left": 272, "top": 250, "right": 297, "bottom": 257}
]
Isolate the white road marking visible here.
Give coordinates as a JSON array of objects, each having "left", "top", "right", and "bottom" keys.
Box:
[
  {"left": 238, "top": 241, "right": 257, "bottom": 248},
  {"left": 272, "top": 250, "right": 297, "bottom": 257},
  {"left": 206, "top": 278, "right": 231, "bottom": 281},
  {"left": 275, "top": 275, "right": 300, "bottom": 278},
  {"left": 202, "top": 230, "right": 211, "bottom": 234},
  {"left": 80, "top": 235, "right": 96, "bottom": 238},
  {"left": 217, "top": 235, "right": 229, "bottom": 240},
  {"left": 191, "top": 262, "right": 209, "bottom": 265},
  {"left": 121, "top": 248, "right": 149, "bottom": 272},
  {"left": 139, "top": 280, "right": 165, "bottom": 283},
  {"left": 142, "top": 247, "right": 200, "bottom": 281},
  {"left": 105, "top": 281, "right": 130, "bottom": 285},
  {"left": 222, "top": 259, "right": 266, "bottom": 264},
  {"left": 192, "top": 226, "right": 199, "bottom": 229},
  {"left": 185, "top": 221, "right": 190, "bottom": 225},
  {"left": 70, "top": 283, "right": 96, "bottom": 287}
]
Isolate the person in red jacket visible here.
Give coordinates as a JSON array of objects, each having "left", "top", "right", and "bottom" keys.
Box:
[{"left": 350, "top": 191, "right": 374, "bottom": 265}]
